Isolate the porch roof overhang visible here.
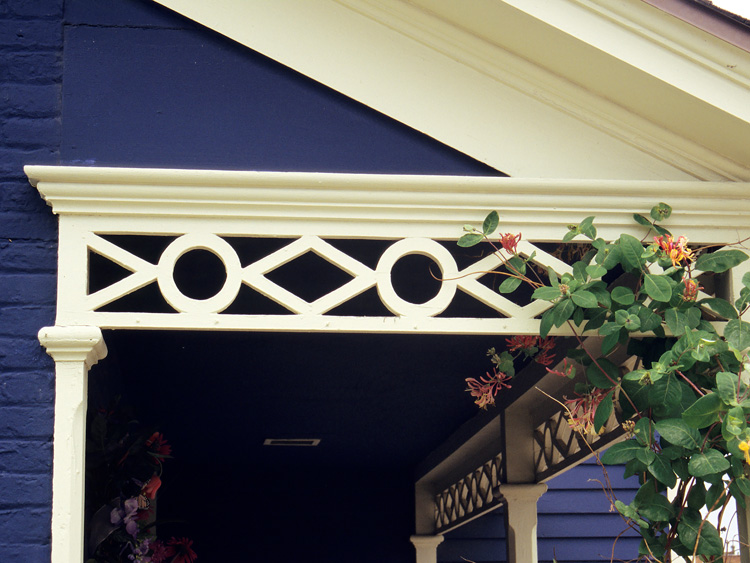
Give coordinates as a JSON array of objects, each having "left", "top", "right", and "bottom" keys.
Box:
[
  {"left": 28, "top": 165, "right": 750, "bottom": 550},
  {"left": 151, "top": 0, "right": 750, "bottom": 180}
]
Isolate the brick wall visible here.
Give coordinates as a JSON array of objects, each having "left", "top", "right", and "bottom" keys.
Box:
[{"left": 0, "top": 0, "right": 62, "bottom": 560}]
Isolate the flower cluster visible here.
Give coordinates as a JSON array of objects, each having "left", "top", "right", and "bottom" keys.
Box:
[
  {"left": 506, "top": 335, "right": 556, "bottom": 366},
  {"left": 653, "top": 234, "right": 694, "bottom": 267},
  {"left": 564, "top": 388, "right": 609, "bottom": 436},
  {"left": 465, "top": 369, "right": 512, "bottom": 409},
  {"left": 87, "top": 403, "right": 197, "bottom": 563}
]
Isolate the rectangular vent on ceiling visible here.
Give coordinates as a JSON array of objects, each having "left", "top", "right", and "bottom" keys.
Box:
[{"left": 263, "top": 438, "right": 321, "bottom": 447}]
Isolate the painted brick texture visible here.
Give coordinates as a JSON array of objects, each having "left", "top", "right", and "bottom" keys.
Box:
[{"left": 0, "top": 0, "right": 61, "bottom": 559}]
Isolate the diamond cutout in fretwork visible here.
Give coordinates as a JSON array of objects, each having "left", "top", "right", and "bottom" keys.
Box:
[{"left": 265, "top": 251, "right": 355, "bottom": 304}]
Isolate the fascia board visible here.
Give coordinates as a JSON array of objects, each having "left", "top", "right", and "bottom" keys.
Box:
[
  {"left": 26, "top": 165, "right": 750, "bottom": 243},
  {"left": 151, "top": 0, "right": 749, "bottom": 181}
]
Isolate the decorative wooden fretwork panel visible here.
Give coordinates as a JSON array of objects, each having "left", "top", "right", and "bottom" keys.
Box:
[
  {"left": 74, "top": 229, "right": 578, "bottom": 334},
  {"left": 434, "top": 453, "right": 504, "bottom": 534}
]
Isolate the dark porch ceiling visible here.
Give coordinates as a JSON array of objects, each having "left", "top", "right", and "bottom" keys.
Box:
[{"left": 91, "top": 329, "right": 500, "bottom": 473}]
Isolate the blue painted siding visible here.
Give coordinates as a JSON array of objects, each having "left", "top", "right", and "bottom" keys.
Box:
[
  {"left": 0, "top": 0, "right": 61, "bottom": 559},
  {"left": 439, "top": 461, "right": 641, "bottom": 563}
]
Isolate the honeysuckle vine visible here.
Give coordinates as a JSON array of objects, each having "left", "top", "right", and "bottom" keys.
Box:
[{"left": 459, "top": 204, "right": 750, "bottom": 562}]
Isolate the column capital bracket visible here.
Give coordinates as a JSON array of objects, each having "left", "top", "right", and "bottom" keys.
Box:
[
  {"left": 410, "top": 535, "right": 445, "bottom": 549},
  {"left": 38, "top": 326, "right": 108, "bottom": 367},
  {"left": 497, "top": 482, "right": 548, "bottom": 503}
]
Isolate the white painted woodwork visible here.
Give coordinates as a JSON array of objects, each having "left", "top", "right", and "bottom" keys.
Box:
[
  {"left": 26, "top": 166, "right": 750, "bottom": 336},
  {"left": 38, "top": 326, "right": 107, "bottom": 563},
  {"left": 26, "top": 165, "right": 750, "bottom": 562},
  {"left": 410, "top": 535, "right": 444, "bottom": 563},
  {"left": 498, "top": 483, "right": 548, "bottom": 563},
  {"left": 152, "top": 0, "right": 750, "bottom": 180}
]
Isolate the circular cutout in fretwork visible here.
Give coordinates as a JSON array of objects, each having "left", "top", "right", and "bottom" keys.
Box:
[
  {"left": 157, "top": 234, "right": 242, "bottom": 313},
  {"left": 173, "top": 249, "right": 228, "bottom": 300},
  {"left": 390, "top": 254, "right": 442, "bottom": 305},
  {"left": 375, "top": 239, "right": 458, "bottom": 317}
]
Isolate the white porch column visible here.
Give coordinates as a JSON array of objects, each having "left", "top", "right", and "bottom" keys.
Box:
[
  {"left": 39, "top": 326, "right": 107, "bottom": 563},
  {"left": 410, "top": 535, "right": 444, "bottom": 563},
  {"left": 498, "top": 483, "right": 547, "bottom": 563}
]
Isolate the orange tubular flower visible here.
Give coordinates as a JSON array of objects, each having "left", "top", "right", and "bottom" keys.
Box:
[
  {"left": 465, "top": 369, "right": 512, "bottom": 409},
  {"left": 499, "top": 232, "right": 521, "bottom": 254},
  {"left": 682, "top": 277, "right": 701, "bottom": 301},
  {"left": 141, "top": 475, "right": 162, "bottom": 500},
  {"left": 564, "top": 388, "right": 608, "bottom": 436},
  {"left": 654, "top": 235, "right": 694, "bottom": 268}
]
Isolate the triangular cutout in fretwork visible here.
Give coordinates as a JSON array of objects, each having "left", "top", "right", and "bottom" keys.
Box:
[{"left": 85, "top": 234, "right": 158, "bottom": 311}]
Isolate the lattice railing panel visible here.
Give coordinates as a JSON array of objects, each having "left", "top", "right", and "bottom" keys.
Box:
[
  {"left": 533, "top": 406, "right": 624, "bottom": 481},
  {"left": 434, "top": 453, "right": 504, "bottom": 533}
]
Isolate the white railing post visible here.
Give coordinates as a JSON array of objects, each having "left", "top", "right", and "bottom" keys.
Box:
[
  {"left": 38, "top": 326, "right": 107, "bottom": 563},
  {"left": 410, "top": 535, "right": 444, "bottom": 563},
  {"left": 498, "top": 483, "right": 547, "bottom": 563}
]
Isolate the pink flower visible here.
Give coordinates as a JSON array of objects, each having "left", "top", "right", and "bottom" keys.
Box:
[
  {"left": 466, "top": 369, "right": 512, "bottom": 409},
  {"left": 499, "top": 232, "right": 521, "bottom": 254}
]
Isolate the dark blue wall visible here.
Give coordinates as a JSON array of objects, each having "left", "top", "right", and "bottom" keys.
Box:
[{"left": 0, "top": 0, "right": 61, "bottom": 561}]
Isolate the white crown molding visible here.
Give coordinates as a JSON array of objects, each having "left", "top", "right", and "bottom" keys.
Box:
[
  {"left": 26, "top": 165, "right": 750, "bottom": 242},
  {"left": 151, "top": 0, "right": 750, "bottom": 180}
]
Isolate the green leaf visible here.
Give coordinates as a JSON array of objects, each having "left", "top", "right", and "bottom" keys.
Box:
[
  {"left": 619, "top": 234, "right": 645, "bottom": 272},
  {"left": 651, "top": 202, "right": 672, "bottom": 222},
  {"left": 687, "top": 479, "right": 707, "bottom": 510},
  {"left": 579, "top": 216, "right": 597, "bottom": 239},
  {"left": 458, "top": 233, "right": 483, "bottom": 247},
  {"left": 695, "top": 249, "right": 748, "bottom": 273},
  {"left": 716, "top": 371, "right": 739, "bottom": 406},
  {"left": 647, "top": 455, "right": 676, "bottom": 488},
  {"left": 725, "top": 319, "right": 750, "bottom": 351},
  {"left": 638, "top": 492, "right": 675, "bottom": 522},
  {"left": 649, "top": 374, "right": 682, "bottom": 415},
  {"left": 633, "top": 213, "right": 652, "bottom": 227},
  {"left": 637, "top": 307, "right": 662, "bottom": 333},
  {"left": 532, "top": 286, "right": 562, "bottom": 301},
  {"left": 498, "top": 276, "right": 522, "bottom": 294},
  {"left": 700, "top": 297, "right": 738, "bottom": 319},
  {"left": 553, "top": 298, "right": 575, "bottom": 328},
  {"left": 601, "top": 329, "right": 621, "bottom": 356},
  {"left": 644, "top": 274, "right": 673, "bottom": 302},
  {"left": 655, "top": 418, "right": 701, "bottom": 449},
  {"left": 482, "top": 211, "right": 499, "bottom": 236},
  {"left": 586, "top": 264, "right": 607, "bottom": 278},
  {"left": 682, "top": 393, "right": 725, "bottom": 429},
  {"left": 571, "top": 290, "right": 598, "bottom": 309},
  {"left": 611, "top": 286, "right": 635, "bottom": 305},
  {"left": 601, "top": 440, "right": 644, "bottom": 464},
  {"left": 678, "top": 513, "right": 723, "bottom": 556},
  {"left": 688, "top": 449, "right": 730, "bottom": 477},
  {"left": 705, "top": 484, "right": 726, "bottom": 512},
  {"left": 665, "top": 309, "right": 688, "bottom": 337},
  {"left": 593, "top": 393, "right": 613, "bottom": 432},
  {"left": 586, "top": 358, "right": 619, "bottom": 389},
  {"left": 539, "top": 308, "right": 554, "bottom": 339}
]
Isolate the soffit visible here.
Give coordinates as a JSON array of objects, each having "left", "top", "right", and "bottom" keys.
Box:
[{"left": 151, "top": 0, "right": 750, "bottom": 181}]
